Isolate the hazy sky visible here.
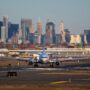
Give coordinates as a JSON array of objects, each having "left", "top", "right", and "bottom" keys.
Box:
[{"left": 0, "top": 0, "right": 90, "bottom": 34}]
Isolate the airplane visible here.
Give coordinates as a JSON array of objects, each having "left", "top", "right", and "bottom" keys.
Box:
[
  {"left": 1, "top": 47, "right": 89, "bottom": 68},
  {"left": 14, "top": 47, "right": 90, "bottom": 68},
  {"left": 27, "top": 48, "right": 60, "bottom": 67}
]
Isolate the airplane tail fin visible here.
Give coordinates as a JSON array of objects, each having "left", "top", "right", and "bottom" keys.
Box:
[{"left": 42, "top": 47, "right": 46, "bottom": 53}]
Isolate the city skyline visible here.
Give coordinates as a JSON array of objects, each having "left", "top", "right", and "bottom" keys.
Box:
[
  {"left": 0, "top": 0, "right": 90, "bottom": 34},
  {"left": 0, "top": 16, "right": 90, "bottom": 47}
]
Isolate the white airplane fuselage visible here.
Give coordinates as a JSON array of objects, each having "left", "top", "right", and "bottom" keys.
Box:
[{"left": 35, "top": 52, "right": 49, "bottom": 64}]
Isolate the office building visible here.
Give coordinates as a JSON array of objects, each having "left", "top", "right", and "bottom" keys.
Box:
[
  {"left": 1, "top": 26, "right": 6, "bottom": 43},
  {"left": 60, "top": 20, "right": 65, "bottom": 43},
  {"left": 70, "top": 35, "right": 81, "bottom": 44},
  {"left": 8, "top": 23, "right": 19, "bottom": 39},
  {"left": 35, "top": 33, "right": 41, "bottom": 45},
  {"left": 29, "top": 33, "right": 34, "bottom": 44},
  {"left": 18, "top": 28, "right": 23, "bottom": 44},
  {"left": 21, "top": 18, "right": 32, "bottom": 42},
  {"left": 56, "top": 34, "right": 60, "bottom": 46},
  {"left": 37, "top": 19, "right": 42, "bottom": 35},
  {"left": 45, "top": 21, "right": 56, "bottom": 45},
  {"left": 29, "top": 24, "right": 35, "bottom": 44},
  {"left": 84, "top": 30, "right": 90, "bottom": 45},
  {"left": 3, "top": 16, "right": 9, "bottom": 41},
  {"left": 64, "top": 29, "right": 71, "bottom": 45},
  {"left": 41, "top": 34, "right": 46, "bottom": 46},
  {"left": 0, "top": 21, "right": 3, "bottom": 38},
  {"left": 36, "top": 19, "right": 42, "bottom": 45}
]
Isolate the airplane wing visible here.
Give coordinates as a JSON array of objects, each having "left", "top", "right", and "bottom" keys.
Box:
[{"left": 50, "top": 57, "right": 89, "bottom": 62}]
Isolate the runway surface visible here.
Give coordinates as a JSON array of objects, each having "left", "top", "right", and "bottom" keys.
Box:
[
  {"left": 0, "top": 58, "right": 90, "bottom": 89},
  {"left": 0, "top": 67, "right": 90, "bottom": 86}
]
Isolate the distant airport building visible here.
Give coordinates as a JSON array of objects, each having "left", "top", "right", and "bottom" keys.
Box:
[
  {"left": 45, "top": 21, "right": 56, "bottom": 45},
  {"left": 3, "top": 16, "right": 9, "bottom": 42},
  {"left": 21, "top": 18, "right": 32, "bottom": 42},
  {"left": 84, "top": 30, "right": 90, "bottom": 45}
]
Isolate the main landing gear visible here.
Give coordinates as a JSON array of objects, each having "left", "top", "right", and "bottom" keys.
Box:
[
  {"left": 50, "top": 63, "right": 54, "bottom": 67},
  {"left": 34, "top": 63, "right": 39, "bottom": 67}
]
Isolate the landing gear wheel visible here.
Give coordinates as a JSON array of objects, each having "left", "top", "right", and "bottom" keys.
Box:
[
  {"left": 56, "top": 62, "right": 59, "bottom": 66},
  {"left": 28, "top": 62, "right": 33, "bottom": 65},
  {"left": 50, "top": 63, "right": 54, "bottom": 68},
  {"left": 34, "top": 63, "right": 38, "bottom": 67}
]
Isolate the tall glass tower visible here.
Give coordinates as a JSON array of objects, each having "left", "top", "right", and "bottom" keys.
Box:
[
  {"left": 21, "top": 19, "right": 32, "bottom": 42},
  {"left": 45, "top": 22, "right": 56, "bottom": 45},
  {"left": 60, "top": 20, "right": 65, "bottom": 44}
]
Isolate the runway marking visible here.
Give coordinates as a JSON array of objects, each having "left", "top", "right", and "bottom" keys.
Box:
[
  {"left": 81, "top": 78, "right": 90, "bottom": 80},
  {"left": 40, "top": 72, "right": 90, "bottom": 75},
  {"left": 25, "top": 68, "right": 63, "bottom": 71},
  {"left": 50, "top": 81, "right": 68, "bottom": 85}
]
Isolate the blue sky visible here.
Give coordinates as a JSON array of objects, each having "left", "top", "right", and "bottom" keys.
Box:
[{"left": 0, "top": 0, "right": 90, "bottom": 34}]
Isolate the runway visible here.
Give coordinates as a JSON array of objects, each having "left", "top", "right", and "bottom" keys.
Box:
[
  {"left": 0, "top": 67, "right": 90, "bottom": 86},
  {"left": 0, "top": 58, "right": 90, "bottom": 89}
]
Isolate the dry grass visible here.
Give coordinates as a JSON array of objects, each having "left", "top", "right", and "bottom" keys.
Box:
[
  {"left": 0, "top": 60, "right": 28, "bottom": 67},
  {"left": 0, "top": 84, "right": 90, "bottom": 90}
]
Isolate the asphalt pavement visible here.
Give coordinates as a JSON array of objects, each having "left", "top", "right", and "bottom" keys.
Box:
[{"left": 0, "top": 67, "right": 90, "bottom": 86}]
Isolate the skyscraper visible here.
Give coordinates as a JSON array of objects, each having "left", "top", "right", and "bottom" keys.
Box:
[
  {"left": 37, "top": 19, "right": 42, "bottom": 35},
  {"left": 84, "top": 33, "right": 87, "bottom": 45},
  {"left": 30, "top": 24, "right": 35, "bottom": 33},
  {"left": 1, "top": 26, "right": 6, "bottom": 43},
  {"left": 0, "top": 21, "right": 3, "bottom": 38},
  {"left": 41, "top": 34, "right": 46, "bottom": 46},
  {"left": 21, "top": 18, "right": 32, "bottom": 42},
  {"left": 56, "top": 34, "right": 61, "bottom": 46},
  {"left": 64, "top": 29, "right": 71, "bottom": 45},
  {"left": 18, "top": 28, "right": 23, "bottom": 44},
  {"left": 36, "top": 19, "right": 42, "bottom": 45},
  {"left": 3, "top": 16, "right": 9, "bottom": 41},
  {"left": 84, "top": 30, "right": 90, "bottom": 45},
  {"left": 60, "top": 20, "right": 65, "bottom": 43},
  {"left": 46, "top": 21, "right": 56, "bottom": 45},
  {"left": 8, "top": 23, "right": 19, "bottom": 39}
]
